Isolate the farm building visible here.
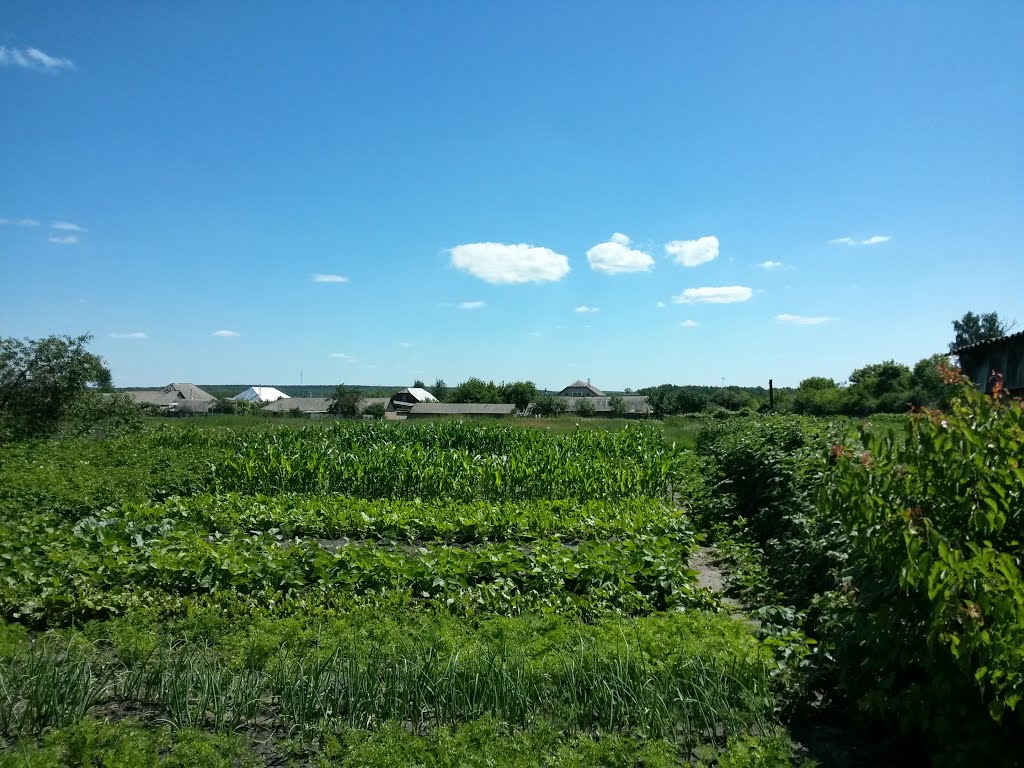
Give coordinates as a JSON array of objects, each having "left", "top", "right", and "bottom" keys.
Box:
[
  {"left": 262, "top": 396, "right": 390, "bottom": 418},
  {"left": 389, "top": 387, "right": 438, "bottom": 415},
  {"left": 231, "top": 386, "right": 290, "bottom": 405},
  {"left": 557, "top": 380, "right": 606, "bottom": 398},
  {"left": 405, "top": 403, "right": 517, "bottom": 419},
  {"left": 125, "top": 383, "right": 217, "bottom": 414},
  {"left": 556, "top": 395, "right": 652, "bottom": 417},
  {"left": 954, "top": 331, "right": 1024, "bottom": 394}
]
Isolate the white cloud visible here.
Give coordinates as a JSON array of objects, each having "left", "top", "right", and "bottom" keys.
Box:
[
  {"left": 680, "top": 320, "right": 699, "bottom": 328},
  {"left": 449, "top": 242, "right": 570, "bottom": 284},
  {"left": 665, "top": 235, "right": 719, "bottom": 267},
  {"left": 457, "top": 300, "right": 486, "bottom": 310},
  {"left": 586, "top": 233, "right": 655, "bottom": 274},
  {"left": 0, "top": 46, "right": 75, "bottom": 73},
  {"left": 212, "top": 330, "right": 239, "bottom": 337},
  {"left": 776, "top": 314, "right": 831, "bottom": 326},
  {"left": 575, "top": 305, "right": 599, "bottom": 313},
  {"left": 48, "top": 234, "right": 78, "bottom": 245},
  {"left": 51, "top": 221, "right": 84, "bottom": 232},
  {"left": 331, "top": 352, "right": 358, "bottom": 363},
  {"left": 528, "top": 331, "right": 543, "bottom": 337},
  {"left": 0, "top": 219, "right": 7, "bottom": 226},
  {"left": 312, "top": 274, "right": 349, "bottom": 283},
  {"left": 672, "top": 286, "right": 753, "bottom": 304},
  {"left": 828, "top": 235, "right": 890, "bottom": 246},
  {"left": 757, "top": 260, "right": 783, "bottom": 270},
  {"left": 656, "top": 301, "right": 666, "bottom": 309},
  {"left": 399, "top": 341, "right": 413, "bottom": 348},
  {"left": 109, "top": 331, "right": 147, "bottom": 339},
  {"left": 17, "top": 219, "right": 39, "bottom": 227}
]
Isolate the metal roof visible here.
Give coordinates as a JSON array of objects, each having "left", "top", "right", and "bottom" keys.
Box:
[
  {"left": 230, "top": 386, "right": 290, "bottom": 403},
  {"left": 396, "top": 387, "right": 438, "bottom": 402},
  {"left": 952, "top": 330, "right": 1024, "bottom": 354}
]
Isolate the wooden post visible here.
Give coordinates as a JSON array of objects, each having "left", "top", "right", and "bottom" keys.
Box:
[{"left": 769, "top": 379, "right": 774, "bottom": 411}]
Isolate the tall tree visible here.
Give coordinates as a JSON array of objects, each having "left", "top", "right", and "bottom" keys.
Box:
[
  {"left": 432, "top": 378, "right": 448, "bottom": 402},
  {"left": 0, "top": 334, "right": 118, "bottom": 441},
  {"left": 950, "top": 311, "right": 1010, "bottom": 352},
  {"left": 327, "top": 384, "right": 361, "bottom": 417}
]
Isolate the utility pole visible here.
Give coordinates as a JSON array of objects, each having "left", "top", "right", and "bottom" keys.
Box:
[{"left": 769, "top": 379, "right": 774, "bottom": 411}]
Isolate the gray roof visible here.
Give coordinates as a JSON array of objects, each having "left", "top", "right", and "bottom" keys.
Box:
[
  {"left": 262, "top": 396, "right": 392, "bottom": 413},
  {"left": 166, "top": 383, "right": 216, "bottom": 401},
  {"left": 263, "top": 397, "right": 332, "bottom": 413},
  {"left": 557, "top": 380, "right": 606, "bottom": 397},
  {"left": 952, "top": 330, "right": 1024, "bottom": 354},
  {"left": 557, "top": 395, "right": 650, "bottom": 414},
  {"left": 126, "top": 390, "right": 181, "bottom": 406},
  {"left": 408, "top": 403, "right": 517, "bottom": 416}
]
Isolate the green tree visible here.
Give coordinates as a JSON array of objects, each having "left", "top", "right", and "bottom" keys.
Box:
[
  {"left": 363, "top": 402, "right": 387, "bottom": 420},
  {"left": 950, "top": 311, "right": 1011, "bottom": 352},
  {"left": 910, "top": 354, "right": 958, "bottom": 410},
  {"left": 608, "top": 394, "right": 627, "bottom": 417},
  {"left": 451, "top": 377, "right": 499, "bottom": 403},
  {"left": 530, "top": 395, "right": 565, "bottom": 417},
  {"left": 574, "top": 398, "right": 595, "bottom": 417},
  {"left": 0, "top": 334, "right": 121, "bottom": 441},
  {"left": 792, "top": 376, "right": 843, "bottom": 416},
  {"left": 432, "top": 378, "right": 448, "bottom": 402},
  {"left": 413, "top": 379, "right": 426, "bottom": 389},
  {"left": 500, "top": 381, "right": 537, "bottom": 412},
  {"left": 327, "top": 384, "right": 361, "bottom": 417}
]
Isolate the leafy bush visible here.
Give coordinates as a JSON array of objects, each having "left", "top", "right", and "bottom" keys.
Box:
[{"left": 823, "top": 385, "right": 1024, "bottom": 760}]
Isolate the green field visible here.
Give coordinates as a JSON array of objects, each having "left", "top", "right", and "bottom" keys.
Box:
[{"left": 2, "top": 400, "right": 1021, "bottom": 766}]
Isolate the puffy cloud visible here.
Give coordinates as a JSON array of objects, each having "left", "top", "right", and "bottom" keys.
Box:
[
  {"left": 109, "top": 331, "right": 147, "bottom": 339},
  {"left": 399, "top": 341, "right": 413, "bottom": 348},
  {"left": 586, "top": 233, "right": 655, "bottom": 274},
  {"left": 17, "top": 219, "right": 39, "bottom": 227},
  {"left": 655, "top": 301, "right": 666, "bottom": 309},
  {"left": 312, "top": 274, "right": 349, "bottom": 283},
  {"left": 672, "top": 286, "right": 752, "bottom": 304},
  {"left": 48, "top": 234, "right": 78, "bottom": 245},
  {"left": 757, "top": 260, "right": 783, "bottom": 270},
  {"left": 776, "top": 314, "right": 831, "bottom": 326},
  {"left": 829, "top": 235, "right": 889, "bottom": 246},
  {"left": 457, "top": 300, "right": 486, "bottom": 310},
  {"left": 679, "top": 320, "right": 699, "bottom": 328},
  {"left": 665, "top": 235, "right": 719, "bottom": 267},
  {"left": 450, "top": 242, "right": 570, "bottom": 284},
  {"left": 331, "top": 352, "right": 358, "bottom": 363},
  {"left": 212, "top": 330, "right": 240, "bottom": 337},
  {"left": 0, "top": 46, "right": 74, "bottom": 73},
  {"left": 575, "top": 305, "right": 599, "bottom": 313}
]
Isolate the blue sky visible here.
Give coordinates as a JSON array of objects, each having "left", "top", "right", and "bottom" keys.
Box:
[{"left": 2, "top": 2, "right": 1022, "bottom": 389}]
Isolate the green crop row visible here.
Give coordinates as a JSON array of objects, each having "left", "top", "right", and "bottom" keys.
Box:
[
  {"left": 123, "top": 494, "right": 702, "bottom": 544},
  {"left": 0, "top": 611, "right": 771, "bottom": 747},
  {"left": 0, "top": 514, "right": 716, "bottom": 624}
]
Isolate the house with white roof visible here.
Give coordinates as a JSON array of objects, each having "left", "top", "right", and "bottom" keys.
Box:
[{"left": 231, "top": 386, "right": 290, "bottom": 405}]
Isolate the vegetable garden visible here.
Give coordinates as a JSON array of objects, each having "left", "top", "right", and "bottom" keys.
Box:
[{"left": 0, "top": 390, "right": 1020, "bottom": 766}]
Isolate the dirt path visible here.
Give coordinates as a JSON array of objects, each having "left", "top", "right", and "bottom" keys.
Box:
[{"left": 690, "top": 546, "right": 757, "bottom": 626}]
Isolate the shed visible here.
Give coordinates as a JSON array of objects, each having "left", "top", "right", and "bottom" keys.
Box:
[
  {"left": 125, "top": 383, "right": 216, "bottom": 414},
  {"left": 406, "top": 403, "right": 517, "bottom": 419},
  {"left": 556, "top": 395, "right": 651, "bottom": 417},
  {"left": 954, "top": 331, "right": 1024, "bottom": 394}
]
